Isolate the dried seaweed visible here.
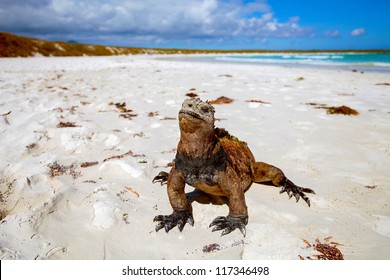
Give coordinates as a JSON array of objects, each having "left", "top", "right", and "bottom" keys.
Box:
[
  {"left": 186, "top": 92, "right": 198, "bottom": 98},
  {"left": 48, "top": 162, "right": 81, "bottom": 179},
  {"left": 109, "top": 102, "right": 133, "bottom": 113},
  {"left": 133, "top": 132, "right": 145, "bottom": 138},
  {"left": 299, "top": 237, "right": 344, "bottom": 260},
  {"left": 376, "top": 83, "right": 390, "bottom": 86},
  {"left": 80, "top": 161, "right": 99, "bottom": 168},
  {"left": 48, "top": 162, "right": 67, "bottom": 177},
  {"left": 147, "top": 111, "right": 159, "bottom": 117},
  {"left": 109, "top": 102, "right": 138, "bottom": 120},
  {"left": 103, "top": 150, "right": 145, "bottom": 162},
  {"left": 305, "top": 102, "right": 327, "bottom": 107},
  {"left": 210, "top": 96, "right": 234, "bottom": 104},
  {"left": 245, "top": 99, "right": 271, "bottom": 104},
  {"left": 306, "top": 103, "right": 359, "bottom": 116},
  {"left": 203, "top": 243, "right": 223, "bottom": 253},
  {"left": 122, "top": 213, "right": 130, "bottom": 224},
  {"left": 119, "top": 113, "right": 138, "bottom": 119},
  {"left": 57, "top": 121, "right": 79, "bottom": 128},
  {"left": 26, "top": 143, "right": 37, "bottom": 150},
  {"left": 1, "top": 111, "right": 11, "bottom": 125},
  {"left": 1, "top": 111, "right": 11, "bottom": 116},
  {"left": 126, "top": 187, "right": 140, "bottom": 198},
  {"left": 117, "top": 187, "right": 140, "bottom": 203},
  {"left": 325, "top": 106, "right": 359, "bottom": 115}
]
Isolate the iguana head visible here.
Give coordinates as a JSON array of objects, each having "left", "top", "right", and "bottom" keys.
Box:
[{"left": 178, "top": 98, "right": 215, "bottom": 134}]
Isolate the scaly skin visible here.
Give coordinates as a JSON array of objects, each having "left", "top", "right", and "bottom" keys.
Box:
[{"left": 153, "top": 98, "right": 315, "bottom": 236}]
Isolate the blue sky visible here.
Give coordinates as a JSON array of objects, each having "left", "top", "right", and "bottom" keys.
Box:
[{"left": 0, "top": 0, "right": 389, "bottom": 50}]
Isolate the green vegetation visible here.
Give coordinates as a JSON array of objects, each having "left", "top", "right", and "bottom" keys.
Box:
[{"left": 1, "top": 32, "right": 389, "bottom": 57}]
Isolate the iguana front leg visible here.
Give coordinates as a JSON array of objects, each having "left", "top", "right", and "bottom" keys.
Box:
[
  {"left": 154, "top": 167, "right": 194, "bottom": 233},
  {"left": 209, "top": 171, "right": 248, "bottom": 237}
]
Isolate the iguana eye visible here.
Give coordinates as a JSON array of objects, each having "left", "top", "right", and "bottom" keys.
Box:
[{"left": 201, "top": 106, "right": 210, "bottom": 113}]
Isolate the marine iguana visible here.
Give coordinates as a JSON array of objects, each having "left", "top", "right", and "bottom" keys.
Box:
[{"left": 153, "top": 98, "right": 315, "bottom": 236}]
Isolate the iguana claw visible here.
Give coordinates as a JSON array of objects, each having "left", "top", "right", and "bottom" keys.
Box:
[
  {"left": 154, "top": 210, "right": 194, "bottom": 233},
  {"left": 152, "top": 171, "right": 169, "bottom": 186},
  {"left": 280, "top": 179, "right": 315, "bottom": 207},
  {"left": 209, "top": 215, "right": 247, "bottom": 237}
]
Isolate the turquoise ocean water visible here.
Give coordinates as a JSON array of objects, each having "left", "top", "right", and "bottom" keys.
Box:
[{"left": 213, "top": 53, "right": 390, "bottom": 72}]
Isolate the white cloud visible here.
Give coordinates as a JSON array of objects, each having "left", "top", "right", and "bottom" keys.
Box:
[
  {"left": 324, "top": 29, "right": 340, "bottom": 38},
  {"left": 0, "top": 0, "right": 314, "bottom": 46},
  {"left": 350, "top": 28, "right": 365, "bottom": 37}
]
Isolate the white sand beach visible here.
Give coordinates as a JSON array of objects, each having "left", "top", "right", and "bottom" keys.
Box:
[{"left": 0, "top": 55, "right": 389, "bottom": 260}]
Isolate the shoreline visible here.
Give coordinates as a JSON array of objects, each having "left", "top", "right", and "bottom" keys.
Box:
[
  {"left": 2, "top": 50, "right": 390, "bottom": 73},
  {"left": 157, "top": 53, "right": 390, "bottom": 74}
]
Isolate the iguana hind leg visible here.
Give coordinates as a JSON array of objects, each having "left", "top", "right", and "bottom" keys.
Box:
[{"left": 253, "top": 162, "right": 315, "bottom": 206}]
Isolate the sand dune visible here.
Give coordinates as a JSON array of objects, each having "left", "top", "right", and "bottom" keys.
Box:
[{"left": 0, "top": 55, "right": 389, "bottom": 259}]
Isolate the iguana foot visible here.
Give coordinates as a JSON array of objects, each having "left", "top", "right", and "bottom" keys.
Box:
[
  {"left": 152, "top": 171, "right": 169, "bottom": 185},
  {"left": 154, "top": 210, "right": 194, "bottom": 233},
  {"left": 280, "top": 179, "right": 315, "bottom": 207},
  {"left": 209, "top": 215, "right": 247, "bottom": 237}
]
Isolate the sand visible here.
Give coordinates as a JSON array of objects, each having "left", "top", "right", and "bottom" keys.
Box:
[{"left": 0, "top": 55, "right": 389, "bottom": 260}]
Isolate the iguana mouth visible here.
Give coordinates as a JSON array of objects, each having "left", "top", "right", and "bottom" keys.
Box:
[{"left": 179, "top": 109, "right": 205, "bottom": 120}]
